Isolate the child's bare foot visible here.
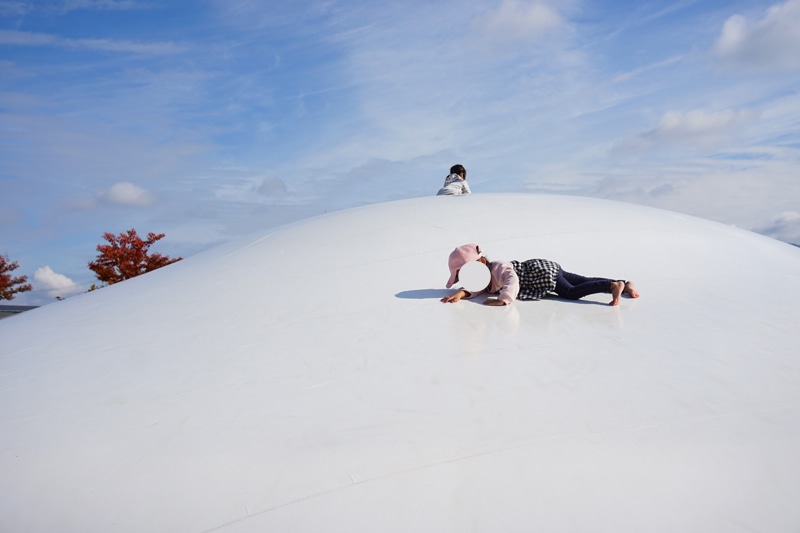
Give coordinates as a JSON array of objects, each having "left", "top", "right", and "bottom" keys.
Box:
[
  {"left": 623, "top": 281, "right": 640, "bottom": 299},
  {"left": 609, "top": 280, "right": 623, "bottom": 306}
]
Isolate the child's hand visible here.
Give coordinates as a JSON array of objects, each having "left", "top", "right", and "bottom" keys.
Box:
[
  {"left": 441, "top": 290, "right": 467, "bottom": 303},
  {"left": 484, "top": 298, "right": 507, "bottom": 306}
]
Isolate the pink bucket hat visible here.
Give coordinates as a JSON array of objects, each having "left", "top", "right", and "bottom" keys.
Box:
[{"left": 446, "top": 243, "right": 482, "bottom": 288}]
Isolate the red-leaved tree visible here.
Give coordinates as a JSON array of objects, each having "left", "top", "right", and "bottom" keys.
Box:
[
  {"left": 1, "top": 253, "right": 33, "bottom": 300},
  {"left": 88, "top": 229, "right": 182, "bottom": 285}
]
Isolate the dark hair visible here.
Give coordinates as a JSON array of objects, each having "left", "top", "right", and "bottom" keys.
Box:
[
  {"left": 450, "top": 164, "right": 466, "bottom": 177},
  {"left": 476, "top": 245, "right": 490, "bottom": 263}
]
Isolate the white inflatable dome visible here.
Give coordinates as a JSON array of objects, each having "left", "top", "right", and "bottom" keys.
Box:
[{"left": 2, "top": 194, "right": 800, "bottom": 532}]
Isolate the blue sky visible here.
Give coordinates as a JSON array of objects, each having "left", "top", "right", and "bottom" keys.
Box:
[{"left": 1, "top": 0, "right": 799, "bottom": 304}]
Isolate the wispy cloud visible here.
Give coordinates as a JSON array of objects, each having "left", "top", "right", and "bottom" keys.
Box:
[
  {"left": 0, "top": 30, "right": 185, "bottom": 54},
  {"left": 476, "top": 0, "right": 563, "bottom": 42},
  {"left": 632, "top": 0, "right": 700, "bottom": 27},
  {"left": 597, "top": 0, "right": 699, "bottom": 42},
  {"left": 612, "top": 55, "right": 683, "bottom": 84},
  {"left": 0, "top": 1, "right": 27, "bottom": 16},
  {"left": 60, "top": 0, "right": 148, "bottom": 11},
  {"left": 0, "top": 0, "right": 148, "bottom": 16}
]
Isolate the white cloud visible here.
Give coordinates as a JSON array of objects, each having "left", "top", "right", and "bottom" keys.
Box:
[
  {"left": 258, "top": 177, "right": 287, "bottom": 196},
  {"left": 33, "top": 266, "right": 83, "bottom": 298},
  {"left": 98, "top": 182, "right": 155, "bottom": 206},
  {"left": 653, "top": 109, "right": 757, "bottom": 142},
  {"left": 477, "top": 0, "right": 563, "bottom": 42},
  {"left": 558, "top": 151, "right": 800, "bottom": 243},
  {"left": 755, "top": 210, "right": 800, "bottom": 244},
  {"left": 713, "top": 0, "right": 800, "bottom": 72},
  {"left": 615, "top": 108, "right": 759, "bottom": 154}
]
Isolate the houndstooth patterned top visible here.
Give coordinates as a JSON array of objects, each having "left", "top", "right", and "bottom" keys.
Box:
[{"left": 510, "top": 259, "right": 561, "bottom": 300}]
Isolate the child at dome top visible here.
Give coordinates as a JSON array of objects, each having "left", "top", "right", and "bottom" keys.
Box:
[
  {"left": 436, "top": 164, "right": 471, "bottom": 196},
  {"left": 440, "top": 243, "right": 640, "bottom": 306}
]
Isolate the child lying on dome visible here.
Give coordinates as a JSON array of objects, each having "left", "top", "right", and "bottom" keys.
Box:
[{"left": 441, "top": 243, "right": 640, "bottom": 306}]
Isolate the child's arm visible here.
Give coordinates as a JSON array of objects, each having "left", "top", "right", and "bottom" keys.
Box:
[{"left": 481, "top": 262, "right": 518, "bottom": 305}]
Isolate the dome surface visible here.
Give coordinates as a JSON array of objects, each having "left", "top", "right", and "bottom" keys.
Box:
[{"left": 2, "top": 194, "right": 800, "bottom": 531}]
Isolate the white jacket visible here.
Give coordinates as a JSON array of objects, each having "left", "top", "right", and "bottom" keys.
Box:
[{"left": 437, "top": 173, "right": 471, "bottom": 195}]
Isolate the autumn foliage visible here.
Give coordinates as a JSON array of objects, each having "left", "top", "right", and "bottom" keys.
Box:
[
  {"left": 0, "top": 253, "right": 33, "bottom": 300},
  {"left": 88, "top": 229, "right": 182, "bottom": 285}
]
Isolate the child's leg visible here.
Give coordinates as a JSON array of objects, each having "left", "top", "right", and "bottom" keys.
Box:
[{"left": 554, "top": 270, "right": 614, "bottom": 300}]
